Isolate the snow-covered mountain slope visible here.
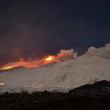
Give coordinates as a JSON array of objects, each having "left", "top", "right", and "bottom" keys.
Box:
[{"left": 0, "top": 55, "right": 110, "bottom": 92}]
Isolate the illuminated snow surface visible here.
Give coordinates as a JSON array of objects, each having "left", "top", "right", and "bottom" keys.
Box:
[{"left": 0, "top": 55, "right": 110, "bottom": 93}]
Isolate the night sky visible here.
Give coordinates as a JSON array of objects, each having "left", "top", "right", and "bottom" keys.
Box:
[{"left": 0, "top": 0, "right": 110, "bottom": 65}]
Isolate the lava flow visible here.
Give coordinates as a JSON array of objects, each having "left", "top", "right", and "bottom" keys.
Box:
[
  {"left": 3, "top": 66, "right": 13, "bottom": 70},
  {"left": 0, "top": 55, "right": 55, "bottom": 71},
  {"left": 0, "top": 49, "right": 76, "bottom": 71}
]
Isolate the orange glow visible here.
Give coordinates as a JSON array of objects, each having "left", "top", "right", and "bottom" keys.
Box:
[
  {"left": 45, "top": 55, "right": 54, "bottom": 61},
  {"left": 3, "top": 66, "right": 13, "bottom": 70},
  {"left": 0, "top": 49, "right": 76, "bottom": 71},
  {"left": 0, "top": 55, "right": 55, "bottom": 71}
]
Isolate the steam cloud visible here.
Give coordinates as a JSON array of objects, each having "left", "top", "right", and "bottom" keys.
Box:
[
  {"left": 56, "top": 49, "right": 77, "bottom": 61},
  {"left": 86, "top": 44, "right": 110, "bottom": 59},
  {"left": 56, "top": 44, "right": 110, "bottom": 61},
  {"left": 57, "top": 44, "right": 110, "bottom": 61}
]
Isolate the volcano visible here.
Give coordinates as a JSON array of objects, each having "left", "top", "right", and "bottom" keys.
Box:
[
  {"left": 0, "top": 44, "right": 110, "bottom": 92},
  {"left": 0, "top": 54, "right": 110, "bottom": 93}
]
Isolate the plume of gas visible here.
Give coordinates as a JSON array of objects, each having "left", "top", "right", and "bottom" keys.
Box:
[
  {"left": 86, "top": 44, "right": 110, "bottom": 59},
  {"left": 56, "top": 49, "right": 77, "bottom": 62}
]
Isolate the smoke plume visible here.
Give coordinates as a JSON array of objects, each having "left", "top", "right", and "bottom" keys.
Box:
[
  {"left": 86, "top": 44, "right": 110, "bottom": 59},
  {"left": 56, "top": 49, "right": 77, "bottom": 61}
]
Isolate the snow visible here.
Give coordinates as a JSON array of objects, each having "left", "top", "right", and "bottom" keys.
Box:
[{"left": 0, "top": 55, "right": 110, "bottom": 92}]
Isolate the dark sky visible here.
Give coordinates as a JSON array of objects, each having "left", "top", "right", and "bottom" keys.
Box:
[{"left": 0, "top": 0, "right": 110, "bottom": 65}]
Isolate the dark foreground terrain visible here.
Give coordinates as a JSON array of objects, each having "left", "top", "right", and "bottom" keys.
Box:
[{"left": 0, "top": 80, "right": 110, "bottom": 110}]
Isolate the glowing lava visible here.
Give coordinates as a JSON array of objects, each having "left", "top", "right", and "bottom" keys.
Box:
[
  {"left": 0, "top": 49, "right": 76, "bottom": 71},
  {"left": 0, "top": 55, "right": 55, "bottom": 71},
  {"left": 45, "top": 55, "right": 54, "bottom": 61},
  {"left": 3, "top": 66, "right": 13, "bottom": 70}
]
